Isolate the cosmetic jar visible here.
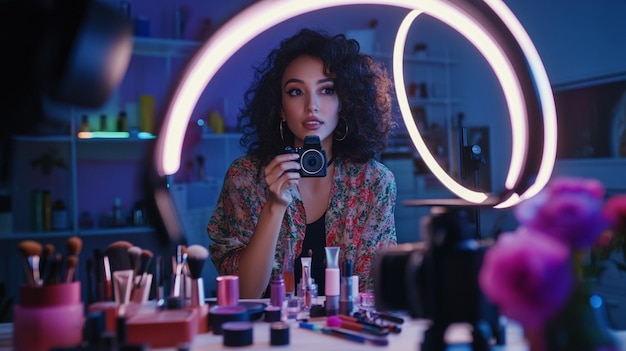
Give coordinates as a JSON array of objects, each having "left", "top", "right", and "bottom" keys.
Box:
[
  {"left": 216, "top": 275, "right": 239, "bottom": 306},
  {"left": 13, "top": 282, "right": 84, "bottom": 351}
]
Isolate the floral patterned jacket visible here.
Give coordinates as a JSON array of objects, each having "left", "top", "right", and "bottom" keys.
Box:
[{"left": 207, "top": 155, "right": 397, "bottom": 291}]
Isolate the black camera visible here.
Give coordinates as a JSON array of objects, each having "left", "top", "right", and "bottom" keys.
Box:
[
  {"left": 373, "top": 206, "right": 504, "bottom": 351},
  {"left": 281, "top": 136, "right": 327, "bottom": 177}
]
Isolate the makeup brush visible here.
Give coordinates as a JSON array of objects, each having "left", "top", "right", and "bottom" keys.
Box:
[
  {"left": 66, "top": 236, "right": 83, "bottom": 257},
  {"left": 103, "top": 255, "right": 112, "bottom": 300},
  {"left": 131, "top": 249, "right": 154, "bottom": 302},
  {"left": 172, "top": 249, "right": 187, "bottom": 298},
  {"left": 40, "top": 243, "right": 55, "bottom": 283},
  {"left": 128, "top": 245, "right": 142, "bottom": 278},
  {"left": 105, "top": 241, "right": 132, "bottom": 272},
  {"left": 172, "top": 244, "right": 188, "bottom": 300},
  {"left": 66, "top": 236, "right": 83, "bottom": 282},
  {"left": 156, "top": 256, "right": 165, "bottom": 309},
  {"left": 46, "top": 253, "right": 63, "bottom": 285},
  {"left": 18, "top": 240, "right": 43, "bottom": 286},
  {"left": 86, "top": 257, "right": 95, "bottom": 303},
  {"left": 186, "top": 245, "right": 208, "bottom": 280},
  {"left": 175, "top": 244, "right": 188, "bottom": 275},
  {"left": 135, "top": 249, "right": 154, "bottom": 288},
  {"left": 186, "top": 245, "right": 209, "bottom": 306},
  {"left": 65, "top": 255, "right": 79, "bottom": 283}
]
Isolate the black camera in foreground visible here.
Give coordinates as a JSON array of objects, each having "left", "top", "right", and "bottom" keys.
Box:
[
  {"left": 281, "top": 135, "right": 327, "bottom": 177},
  {"left": 373, "top": 206, "right": 504, "bottom": 351}
]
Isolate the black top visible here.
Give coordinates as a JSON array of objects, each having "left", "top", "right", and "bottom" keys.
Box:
[{"left": 294, "top": 213, "right": 326, "bottom": 295}]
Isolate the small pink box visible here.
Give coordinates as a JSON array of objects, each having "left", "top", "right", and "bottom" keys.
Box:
[
  {"left": 126, "top": 309, "right": 199, "bottom": 348},
  {"left": 13, "top": 282, "right": 84, "bottom": 351},
  {"left": 88, "top": 301, "right": 146, "bottom": 333}
]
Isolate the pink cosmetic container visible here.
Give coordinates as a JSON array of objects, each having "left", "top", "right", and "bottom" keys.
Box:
[{"left": 13, "top": 281, "right": 84, "bottom": 351}]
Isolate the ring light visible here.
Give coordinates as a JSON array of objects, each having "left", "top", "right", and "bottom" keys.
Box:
[
  {"left": 393, "top": 4, "right": 556, "bottom": 207},
  {"left": 154, "top": 0, "right": 557, "bottom": 242}
]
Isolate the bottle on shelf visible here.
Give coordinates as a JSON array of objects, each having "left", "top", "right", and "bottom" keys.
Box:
[
  {"left": 100, "top": 114, "right": 108, "bottom": 132},
  {"left": 112, "top": 197, "right": 124, "bottom": 227},
  {"left": 31, "top": 190, "right": 43, "bottom": 232},
  {"left": 51, "top": 199, "right": 68, "bottom": 231},
  {"left": 80, "top": 115, "right": 90, "bottom": 132},
  {"left": 140, "top": 95, "right": 155, "bottom": 134},
  {"left": 42, "top": 190, "right": 52, "bottom": 232},
  {"left": 116, "top": 111, "right": 128, "bottom": 132},
  {"left": 132, "top": 200, "right": 145, "bottom": 226}
]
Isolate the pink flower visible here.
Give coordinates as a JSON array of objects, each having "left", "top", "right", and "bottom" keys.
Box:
[
  {"left": 603, "top": 194, "right": 626, "bottom": 232},
  {"left": 479, "top": 227, "right": 574, "bottom": 329},
  {"left": 514, "top": 177, "right": 608, "bottom": 248}
]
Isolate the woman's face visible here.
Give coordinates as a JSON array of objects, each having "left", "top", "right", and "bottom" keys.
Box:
[{"left": 281, "top": 55, "right": 340, "bottom": 149}]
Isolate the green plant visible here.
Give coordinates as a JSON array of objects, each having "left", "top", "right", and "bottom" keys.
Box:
[{"left": 30, "top": 147, "right": 67, "bottom": 175}]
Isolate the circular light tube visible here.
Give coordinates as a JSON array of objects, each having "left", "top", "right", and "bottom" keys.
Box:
[
  {"left": 484, "top": 0, "right": 557, "bottom": 206},
  {"left": 155, "top": 0, "right": 556, "bottom": 209}
]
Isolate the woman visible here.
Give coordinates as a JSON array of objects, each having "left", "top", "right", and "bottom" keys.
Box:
[{"left": 207, "top": 28, "right": 397, "bottom": 298}]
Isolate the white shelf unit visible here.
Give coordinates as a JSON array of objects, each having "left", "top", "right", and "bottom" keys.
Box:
[
  {"left": 375, "top": 51, "right": 459, "bottom": 173},
  {"left": 373, "top": 51, "right": 460, "bottom": 243},
  {"left": 6, "top": 135, "right": 155, "bottom": 239},
  {"left": 169, "top": 133, "right": 245, "bottom": 246},
  {"left": 130, "top": 37, "right": 201, "bottom": 88}
]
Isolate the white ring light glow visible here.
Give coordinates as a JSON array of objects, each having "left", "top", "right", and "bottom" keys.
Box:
[{"left": 155, "top": 0, "right": 557, "bottom": 208}]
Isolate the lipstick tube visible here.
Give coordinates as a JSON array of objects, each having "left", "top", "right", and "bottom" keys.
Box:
[{"left": 339, "top": 259, "right": 354, "bottom": 315}]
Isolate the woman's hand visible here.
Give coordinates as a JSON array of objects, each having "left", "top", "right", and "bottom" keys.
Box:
[{"left": 263, "top": 153, "right": 301, "bottom": 206}]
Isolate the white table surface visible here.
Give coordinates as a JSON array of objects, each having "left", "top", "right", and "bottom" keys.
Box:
[
  {"left": 0, "top": 316, "right": 529, "bottom": 351},
  {"left": 175, "top": 318, "right": 529, "bottom": 351},
  {"left": 2, "top": 307, "right": 625, "bottom": 351}
]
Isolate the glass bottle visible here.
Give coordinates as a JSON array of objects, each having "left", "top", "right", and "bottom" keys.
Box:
[
  {"left": 100, "top": 114, "right": 108, "bottom": 132},
  {"left": 112, "top": 197, "right": 123, "bottom": 227},
  {"left": 51, "top": 199, "right": 68, "bottom": 231},
  {"left": 116, "top": 111, "right": 128, "bottom": 132},
  {"left": 270, "top": 272, "right": 285, "bottom": 308},
  {"left": 80, "top": 115, "right": 90, "bottom": 132},
  {"left": 282, "top": 237, "right": 295, "bottom": 297}
]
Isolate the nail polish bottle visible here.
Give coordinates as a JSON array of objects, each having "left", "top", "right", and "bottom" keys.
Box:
[{"left": 270, "top": 272, "right": 285, "bottom": 308}]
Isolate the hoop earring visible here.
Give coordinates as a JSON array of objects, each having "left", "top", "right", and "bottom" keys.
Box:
[
  {"left": 334, "top": 119, "right": 348, "bottom": 141},
  {"left": 279, "top": 120, "right": 286, "bottom": 142}
]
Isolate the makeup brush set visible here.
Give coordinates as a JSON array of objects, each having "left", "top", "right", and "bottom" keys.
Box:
[
  {"left": 87, "top": 242, "right": 212, "bottom": 349},
  {"left": 17, "top": 236, "right": 83, "bottom": 287},
  {"left": 12, "top": 236, "right": 85, "bottom": 351}
]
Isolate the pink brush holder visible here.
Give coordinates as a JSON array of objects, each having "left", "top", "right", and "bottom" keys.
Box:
[{"left": 13, "top": 282, "right": 84, "bottom": 351}]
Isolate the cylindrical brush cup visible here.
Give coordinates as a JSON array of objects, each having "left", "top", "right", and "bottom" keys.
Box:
[{"left": 13, "top": 281, "right": 84, "bottom": 351}]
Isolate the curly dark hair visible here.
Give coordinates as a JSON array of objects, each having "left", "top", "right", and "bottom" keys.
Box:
[{"left": 238, "top": 28, "right": 395, "bottom": 168}]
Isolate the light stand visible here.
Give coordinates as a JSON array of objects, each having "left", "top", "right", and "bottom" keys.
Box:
[{"left": 459, "top": 125, "right": 488, "bottom": 238}]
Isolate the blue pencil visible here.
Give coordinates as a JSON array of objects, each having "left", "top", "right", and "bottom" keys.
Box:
[
  {"left": 299, "top": 322, "right": 365, "bottom": 343},
  {"left": 298, "top": 322, "right": 388, "bottom": 346}
]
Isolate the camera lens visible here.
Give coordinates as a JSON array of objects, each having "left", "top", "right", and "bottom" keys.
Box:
[{"left": 300, "top": 149, "right": 324, "bottom": 175}]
